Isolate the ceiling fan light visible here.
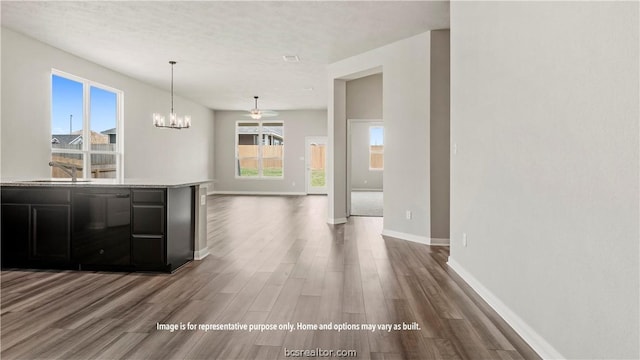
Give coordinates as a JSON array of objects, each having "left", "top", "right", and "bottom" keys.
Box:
[{"left": 250, "top": 110, "right": 262, "bottom": 120}]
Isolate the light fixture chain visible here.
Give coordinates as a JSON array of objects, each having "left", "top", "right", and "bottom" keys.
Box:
[{"left": 170, "top": 61, "right": 175, "bottom": 114}]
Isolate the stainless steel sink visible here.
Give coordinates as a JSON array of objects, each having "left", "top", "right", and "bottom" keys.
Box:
[{"left": 25, "top": 179, "right": 93, "bottom": 183}]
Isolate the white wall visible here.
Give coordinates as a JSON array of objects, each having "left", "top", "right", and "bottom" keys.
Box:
[
  {"left": 328, "top": 33, "right": 435, "bottom": 243},
  {"left": 213, "top": 110, "right": 326, "bottom": 194},
  {"left": 1, "top": 28, "right": 215, "bottom": 182},
  {"left": 347, "top": 74, "right": 383, "bottom": 191},
  {"left": 346, "top": 73, "right": 383, "bottom": 120},
  {"left": 449, "top": 2, "right": 639, "bottom": 359},
  {"left": 430, "top": 30, "right": 450, "bottom": 241}
]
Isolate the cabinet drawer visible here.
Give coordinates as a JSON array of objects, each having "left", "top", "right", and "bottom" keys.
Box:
[
  {"left": 132, "top": 189, "right": 165, "bottom": 204},
  {"left": 74, "top": 234, "right": 131, "bottom": 266},
  {"left": 132, "top": 205, "right": 165, "bottom": 234},
  {"left": 2, "top": 188, "right": 70, "bottom": 204},
  {"left": 132, "top": 235, "right": 165, "bottom": 267}
]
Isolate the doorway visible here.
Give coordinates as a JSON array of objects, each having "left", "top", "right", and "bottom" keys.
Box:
[
  {"left": 347, "top": 120, "right": 383, "bottom": 217},
  {"left": 305, "top": 136, "right": 327, "bottom": 194}
]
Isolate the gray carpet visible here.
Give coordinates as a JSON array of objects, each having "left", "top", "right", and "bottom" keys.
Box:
[{"left": 350, "top": 191, "right": 383, "bottom": 217}]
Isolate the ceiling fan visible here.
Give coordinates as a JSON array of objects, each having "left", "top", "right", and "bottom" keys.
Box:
[{"left": 246, "top": 96, "right": 278, "bottom": 119}]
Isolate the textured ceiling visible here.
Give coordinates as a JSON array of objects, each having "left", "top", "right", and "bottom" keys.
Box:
[{"left": 1, "top": 1, "right": 449, "bottom": 111}]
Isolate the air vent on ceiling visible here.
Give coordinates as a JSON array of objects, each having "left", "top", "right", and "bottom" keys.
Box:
[{"left": 282, "top": 55, "right": 300, "bottom": 63}]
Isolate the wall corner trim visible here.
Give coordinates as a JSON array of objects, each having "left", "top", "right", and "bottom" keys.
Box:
[
  {"left": 446, "top": 257, "right": 564, "bottom": 360},
  {"left": 211, "top": 191, "right": 307, "bottom": 196},
  {"left": 194, "top": 248, "right": 210, "bottom": 260}
]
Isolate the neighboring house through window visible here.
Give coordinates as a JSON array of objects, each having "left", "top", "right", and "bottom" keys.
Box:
[
  {"left": 51, "top": 71, "right": 123, "bottom": 179},
  {"left": 236, "top": 121, "right": 284, "bottom": 178},
  {"left": 369, "top": 126, "right": 384, "bottom": 170}
]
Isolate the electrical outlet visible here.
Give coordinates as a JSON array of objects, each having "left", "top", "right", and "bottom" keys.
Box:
[
  {"left": 462, "top": 233, "right": 467, "bottom": 247},
  {"left": 200, "top": 195, "right": 206, "bottom": 206},
  {"left": 406, "top": 210, "right": 412, "bottom": 220},
  {"left": 292, "top": 181, "right": 296, "bottom": 187}
]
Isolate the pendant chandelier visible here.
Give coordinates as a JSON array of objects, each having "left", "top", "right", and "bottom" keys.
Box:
[{"left": 153, "top": 61, "right": 191, "bottom": 129}]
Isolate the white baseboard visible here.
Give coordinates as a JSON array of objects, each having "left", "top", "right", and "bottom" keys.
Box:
[
  {"left": 446, "top": 257, "right": 562, "bottom": 360},
  {"left": 351, "top": 188, "right": 383, "bottom": 192},
  {"left": 211, "top": 191, "right": 307, "bottom": 196},
  {"left": 194, "top": 248, "right": 210, "bottom": 260},
  {"left": 430, "top": 237, "right": 450, "bottom": 246},
  {"left": 381, "top": 229, "right": 430, "bottom": 245},
  {"left": 328, "top": 217, "right": 347, "bottom": 225},
  {"left": 381, "top": 229, "right": 449, "bottom": 246}
]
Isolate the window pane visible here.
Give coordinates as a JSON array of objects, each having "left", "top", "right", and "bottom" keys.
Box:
[
  {"left": 370, "top": 127, "right": 384, "bottom": 146},
  {"left": 50, "top": 153, "right": 83, "bottom": 179},
  {"left": 370, "top": 151, "right": 384, "bottom": 170},
  {"left": 90, "top": 86, "right": 117, "bottom": 151},
  {"left": 90, "top": 153, "right": 117, "bottom": 179},
  {"left": 51, "top": 75, "right": 83, "bottom": 151},
  {"left": 311, "top": 144, "right": 326, "bottom": 187},
  {"left": 262, "top": 123, "right": 283, "bottom": 177},
  {"left": 237, "top": 123, "right": 259, "bottom": 177},
  {"left": 369, "top": 126, "right": 384, "bottom": 170}
]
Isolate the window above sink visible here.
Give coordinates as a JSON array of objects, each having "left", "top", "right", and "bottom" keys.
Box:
[{"left": 51, "top": 70, "right": 123, "bottom": 181}]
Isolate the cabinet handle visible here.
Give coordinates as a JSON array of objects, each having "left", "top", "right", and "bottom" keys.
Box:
[{"left": 76, "top": 193, "right": 130, "bottom": 198}]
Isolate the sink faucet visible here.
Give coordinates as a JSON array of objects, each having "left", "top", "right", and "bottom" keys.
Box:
[{"left": 48, "top": 161, "right": 78, "bottom": 182}]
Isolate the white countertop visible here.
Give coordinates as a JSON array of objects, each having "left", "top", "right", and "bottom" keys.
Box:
[{"left": 0, "top": 178, "right": 215, "bottom": 188}]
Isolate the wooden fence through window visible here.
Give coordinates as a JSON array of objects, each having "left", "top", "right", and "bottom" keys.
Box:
[
  {"left": 310, "top": 144, "right": 325, "bottom": 170},
  {"left": 238, "top": 145, "right": 284, "bottom": 169}
]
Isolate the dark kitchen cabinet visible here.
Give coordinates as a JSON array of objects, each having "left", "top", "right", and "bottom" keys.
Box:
[
  {"left": 131, "top": 188, "right": 193, "bottom": 272},
  {"left": 72, "top": 189, "right": 131, "bottom": 268},
  {"left": 132, "top": 205, "right": 165, "bottom": 235},
  {"left": 1, "top": 204, "right": 30, "bottom": 267},
  {"left": 131, "top": 235, "right": 165, "bottom": 267},
  {"left": 1, "top": 187, "right": 71, "bottom": 269},
  {"left": 30, "top": 205, "right": 70, "bottom": 263},
  {"left": 131, "top": 189, "right": 166, "bottom": 269},
  {"left": 1, "top": 184, "right": 194, "bottom": 273}
]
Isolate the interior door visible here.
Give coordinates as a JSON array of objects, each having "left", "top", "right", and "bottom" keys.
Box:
[{"left": 305, "top": 136, "right": 327, "bottom": 194}]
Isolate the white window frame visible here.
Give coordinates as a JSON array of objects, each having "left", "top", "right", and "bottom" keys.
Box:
[
  {"left": 235, "top": 120, "right": 284, "bottom": 179},
  {"left": 51, "top": 69, "right": 124, "bottom": 180},
  {"left": 369, "top": 125, "right": 384, "bottom": 171}
]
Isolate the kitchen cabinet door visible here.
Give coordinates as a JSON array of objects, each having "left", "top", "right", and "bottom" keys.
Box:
[
  {"left": 30, "top": 204, "right": 70, "bottom": 264},
  {"left": 1, "top": 204, "right": 30, "bottom": 267},
  {"left": 132, "top": 235, "right": 165, "bottom": 268}
]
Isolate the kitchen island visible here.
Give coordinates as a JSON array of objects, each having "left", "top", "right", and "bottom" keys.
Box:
[{"left": 0, "top": 179, "right": 210, "bottom": 273}]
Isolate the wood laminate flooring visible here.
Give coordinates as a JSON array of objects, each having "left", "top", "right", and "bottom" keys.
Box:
[{"left": 1, "top": 195, "right": 540, "bottom": 359}]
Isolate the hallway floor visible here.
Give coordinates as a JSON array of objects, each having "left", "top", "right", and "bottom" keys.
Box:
[{"left": 1, "top": 195, "right": 539, "bottom": 359}]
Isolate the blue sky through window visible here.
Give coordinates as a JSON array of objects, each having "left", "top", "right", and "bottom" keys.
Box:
[
  {"left": 90, "top": 86, "right": 116, "bottom": 133},
  {"left": 51, "top": 74, "right": 116, "bottom": 135},
  {"left": 370, "top": 126, "right": 384, "bottom": 146},
  {"left": 51, "top": 75, "right": 82, "bottom": 134}
]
